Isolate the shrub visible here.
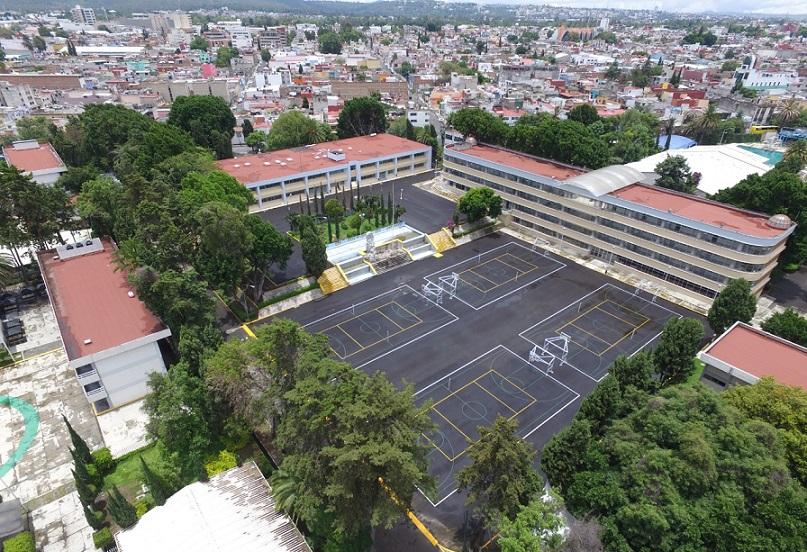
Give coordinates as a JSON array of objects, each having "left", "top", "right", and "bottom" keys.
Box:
[
  {"left": 92, "top": 528, "right": 114, "bottom": 550},
  {"left": 91, "top": 448, "right": 116, "bottom": 476},
  {"left": 3, "top": 531, "right": 35, "bottom": 552},
  {"left": 134, "top": 496, "right": 154, "bottom": 518},
  {"left": 205, "top": 450, "right": 238, "bottom": 477}
]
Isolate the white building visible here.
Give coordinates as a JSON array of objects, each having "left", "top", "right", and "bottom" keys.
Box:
[
  {"left": 2, "top": 140, "right": 67, "bottom": 186},
  {"left": 0, "top": 81, "right": 38, "bottom": 110},
  {"left": 70, "top": 5, "right": 96, "bottom": 25},
  {"left": 38, "top": 239, "right": 171, "bottom": 414},
  {"left": 733, "top": 55, "right": 798, "bottom": 91},
  {"left": 407, "top": 109, "right": 432, "bottom": 128},
  {"left": 228, "top": 28, "right": 254, "bottom": 50}
]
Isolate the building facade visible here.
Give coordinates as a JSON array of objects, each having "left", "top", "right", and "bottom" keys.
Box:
[
  {"left": 443, "top": 142, "right": 794, "bottom": 303},
  {"left": 38, "top": 239, "right": 171, "bottom": 414},
  {"left": 218, "top": 133, "right": 432, "bottom": 211},
  {"left": 2, "top": 140, "right": 67, "bottom": 185},
  {"left": 71, "top": 5, "right": 96, "bottom": 25},
  {"left": 257, "top": 27, "right": 288, "bottom": 50}
]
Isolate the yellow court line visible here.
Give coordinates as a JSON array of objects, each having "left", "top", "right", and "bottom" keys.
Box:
[
  {"left": 241, "top": 324, "right": 257, "bottom": 339},
  {"left": 387, "top": 300, "right": 423, "bottom": 325},
  {"left": 432, "top": 407, "right": 472, "bottom": 443},
  {"left": 495, "top": 255, "right": 536, "bottom": 274},
  {"left": 563, "top": 300, "right": 606, "bottom": 328},
  {"left": 558, "top": 328, "right": 609, "bottom": 357},
  {"left": 339, "top": 317, "right": 421, "bottom": 354},
  {"left": 598, "top": 300, "right": 650, "bottom": 328},
  {"left": 376, "top": 308, "right": 408, "bottom": 331},
  {"left": 566, "top": 322, "right": 614, "bottom": 347},
  {"left": 462, "top": 266, "right": 499, "bottom": 287},
  {"left": 600, "top": 318, "right": 651, "bottom": 355},
  {"left": 472, "top": 381, "right": 518, "bottom": 414},
  {"left": 488, "top": 369, "right": 537, "bottom": 402},
  {"left": 421, "top": 431, "right": 454, "bottom": 462},
  {"left": 332, "top": 324, "right": 365, "bottom": 349}
]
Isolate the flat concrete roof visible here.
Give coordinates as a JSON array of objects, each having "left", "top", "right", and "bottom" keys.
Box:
[
  {"left": 447, "top": 143, "right": 584, "bottom": 181},
  {"left": 609, "top": 183, "right": 789, "bottom": 239},
  {"left": 2, "top": 141, "right": 66, "bottom": 173},
  {"left": 702, "top": 322, "right": 807, "bottom": 389},
  {"left": 217, "top": 133, "right": 429, "bottom": 186},
  {"left": 37, "top": 239, "right": 166, "bottom": 362}
]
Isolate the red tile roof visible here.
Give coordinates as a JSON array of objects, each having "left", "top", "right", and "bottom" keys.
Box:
[
  {"left": 609, "top": 184, "right": 789, "bottom": 239},
  {"left": 38, "top": 240, "right": 167, "bottom": 362},
  {"left": 2, "top": 141, "right": 66, "bottom": 173},
  {"left": 217, "top": 133, "right": 429, "bottom": 186},
  {"left": 703, "top": 323, "right": 807, "bottom": 389},
  {"left": 449, "top": 144, "right": 584, "bottom": 181}
]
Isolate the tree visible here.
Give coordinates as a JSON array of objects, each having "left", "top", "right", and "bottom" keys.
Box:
[
  {"left": 707, "top": 278, "right": 757, "bottom": 335},
  {"left": 724, "top": 378, "right": 807, "bottom": 486},
  {"left": 324, "top": 198, "right": 345, "bottom": 241},
  {"left": 783, "top": 139, "right": 807, "bottom": 168},
  {"left": 498, "top": 493, "right": 565, "bottom": 552},
  {"left": 568, "top": 104, "right": 599, "bottom": 126},
  {"left": 215, "top": 46, "right": 239, "bottom": 68},
  {"left": 682, "top": 103, "right": 720, "bottom": 144},
  {"left": 265, "top": 111, "right": 330, "bottom": 151},
  {"left": 15, "top": 115, "right": 57, "bottom": 142},
  {"left": 388, "top": 117, "right": 416, "bottom": 141},
  {"left": 605, "top": 61, "right": 621, "bottom": 80},
  {"left": 81, "top": 502, "right": 105, "bottom": 531},
  {"left": 241, "top": 215, "right": 292, "bottom": 303},
  {"left": 246, "top": 131, "right": 268, "bottom": 153},
  {"left": 168, "top": 95, "right": 236, "bottom": 159},
  {"left": 132, "top": 268, "right": 216, "bottom": 337},
  {"left": 653, "top": 317, "right": 705, "bottom": 386},
  {"left": 448, "top": 108, "right": 510, "bottom": 144},
  {"left": 72, "top": 466, "right": 98, "bottom": 506},
  {"left": 399, "top": 61, "right": 413, "bottom": 77},
  {"left": 190, "top": 36, "right": 208, "bottom": 51},
  {"left": 194, "top": 202, "right": 252, "bottom": 297},
  {"left": 32, "top": 35, "right": 46, "bottom": 52},
  {"left": 143, "top": 362, "right": 221, "bottom": 478},
  {"left": 107, "top": 485, "right": 138, "bottom": 529},
  {"left": 241, "top": 119, "right": 254, "bottom": 138},
  {"left": 456, "top": 416, "right": 542, "bottom": 525},
  {"left": 301, "top": 225, "right": 327, "bottom": 277},
  {"left": 655, "top": 155, "right": 696, "bottom": 193},
  {"left": 761, "top": 308, "right": 807, "bottom": 347},
  {"left": 140, "top": 456, "right": 172, "bottom": 506},
  {"left": 336, "top": 96, "right": 387, "bottom": 138},
  {"left": 63, "top": 414, "right": 93, "bottom": 464},
  {"left": 277, "top": 360, "right": 433, "bottom": 535},
  {"left": 577, "top": 376, "right": 623, "bottom": 433},
  {"left": 457, "top": 187, "right": 502, "bottom": 223},
  {"left": 775, "top": 98, "right": 805, "bottom": 126},
  {"left": 540, "top": 419, "right": 592, "bottom": 494},
  {"left": 57, "top": 164, "right": 100, "bottom": 195},
  {"left": 609, "top": 352, "right": 655, "bottom": 393},
  {"left": 318, "top": 31, "right": 342, "bottom": 54},
  {"left": 260, "top": 49, "right": 271, "bottom": 62}
]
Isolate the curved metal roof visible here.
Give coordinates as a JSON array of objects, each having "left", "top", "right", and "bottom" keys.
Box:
[{"left": 564, "top": 165, "right": 644, "bottom": 197}]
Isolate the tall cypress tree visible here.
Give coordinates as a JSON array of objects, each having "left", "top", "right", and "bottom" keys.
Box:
[
  {"left": 72, "top": 467, "right": 98, "bottom": 505},
  {"left": 387, "top": 192, "right": 394, "bottom": 225},
  {"left": 139, "top": 457, "right": 171, "bottom": 506},
  {"left": 108, "top": 486, "right": 138, "bottom": 528},
  {"left": 63, "top": 415, "right": 92, "bottom": 464},
  {"left": 82, "top": 501, "right": 105, "bottom": 530}
]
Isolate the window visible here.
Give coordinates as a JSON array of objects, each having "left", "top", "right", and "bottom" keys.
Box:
[
  {"left": 83, "top": 381, "right": 103, "bottom": 393},
  {"left": 75, "top": 365, "right": 95, "bottom": 377}
]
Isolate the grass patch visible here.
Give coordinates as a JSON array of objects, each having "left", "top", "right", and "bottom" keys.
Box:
[
  {"left": 687, "top": 358, "right": 705, "bottom": 386},
  {"left": 256, "top": 282, "right": 320, "bottom": 310},
  {"left": 104, "top": 443, "right": 162, "bottom": 490},
  {"left": 290, "top": 217, "right": 388, "bottom": 244},
  {"left": 453, "top": 220, "right": 497, "bottom": 239}
]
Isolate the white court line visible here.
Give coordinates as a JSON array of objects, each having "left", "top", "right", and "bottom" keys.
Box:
[
  {"left": 423, "top": 243, "right": 567, "bottom": 311},
  {"left": 305, "top": 284, "right": 459, "bottom": 370},
  {"left": 416, "top": 345, "right": 581, "bottom": 508},
  {"left": 518, "top": 283, "right": 682, "bottom": 382}
]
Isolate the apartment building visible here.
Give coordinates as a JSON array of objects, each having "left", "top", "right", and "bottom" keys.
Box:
[
  {"left": 218, "top": 133, "right": 432, "bottom": 211},
  {"left": 257, "top": 27, "right": 288, "bottom": 50},
  {"left": 443, "top": 142, "right": 795, "bottom": 303},
  {"left": 38, "top": 239, "right": 171, "bottom": 414},
  {"left": 71, "top": 5, "right": 96, "bottom": 25}
]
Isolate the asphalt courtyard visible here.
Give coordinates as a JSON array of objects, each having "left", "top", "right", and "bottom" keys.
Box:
[{"left": 248, "top": 232, "right": 693, "bottom": 548}]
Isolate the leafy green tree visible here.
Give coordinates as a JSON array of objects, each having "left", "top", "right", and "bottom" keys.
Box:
[
  {"left": 655, "top": 155, "right": 696, "bottom": 193},
  {"left": 178, "top": 324, "right": 222, "bottom": 374},
  {"left": 15, "top": 115, "right": 58, "bottom": 142},
  {"left": 448, "top": 108, "right": 510, "bottom": 144},
  {"left": 178, "top": 170, "right": 253, "bottom": 214},
  {"left": 190, "top": 36, "right": 208, "bottom": 51},
  {"left": 260, "top": 49, "right": 271, "bottom": 62},
  {"left": 609, "top": 352, "right": 656, "bottom": 393},
  {"left": 541, "top": 419, "right": 592, "bottom": 494},
  {"left": 399, "top": 60, "right": 413, "bottom": 77},
  {"left": 63, "top": 414, "right": 93, "bottom": 464},
  {"left": 653, "top": 317, "right": 705, "bottom": 386},
  {"left": 457, "top": 187, "right": 502, "bottom": 223},
  {"left": 107, "top": 485, "right": 138, "bottom": 529},
  {"left": 318, "top": 31, "right": 342, "bottom": 54},
  {"left": 242, "top": 214, "right": 292, "bottom": 302},
  {"left": 605, "top": 61, "right": 621, "bottom": 80},
  {"left": 388, "top": 117, "right": 416, "bottom": 140},
  {"left": 336, "top": 96, "right": 387, "bottom": 138},
  {"left": 498, "top": 492, "right": 565, "bottom": 552},
  {"left": 457, "top": 416, "right": 542, "bottom": 525},
  {"left": 761, "top": 308, "right": 807, "bottom": 347},
  {"left": 143, "top": 362, "right": 221, "bottom": 479},
  {"left": 140, "top": 456, "right": 173, "bottom": 506},
  {"left": 215, "top": 46, "right": 239, "bottom": 67},
  {"left": 324, "top": 198, "right": 345, "bottom": 241},
  {"left": 57, "top": 164, "right": 99, "bottom": 194},
  {"left": 724, "top": 377, "right": 807, "bottom": 486},
  {"left": 193, "top": 202, "right": 252, "bottom": 297},
  {"left": 707, "top": 278, "right": 757, "bottom": 335},
  {"left": 246, "top": 131, "right": 268, "bottom": 153},
  {"left": 300, "top": 225, "right": 327, "bottom": 277},
  {"left": 72, "top": 466, "right": 98, "bottom": 506},
  {"left": 81, "top": 502, "right": 105, "bottom": 530},
  {"left": 568, "top": 104, "right": 600, "bottom": 126},
  {"left": 577, "top": 376, "right": 623, "bottom": 433},
  {"left": 277, "top": 360, "right": 433, "bottom": 535},
  {"left": 265, "top": 110, "right": 331, "bottom": 150},
  {"left": 682, "top": 103, "right": 720, "bottom": 144},
  {"left": 168, "top": 95, "right": 236, "bottom": 159},
  {"left": 32, "top": 35, "right": 46, "bottom": 52}
]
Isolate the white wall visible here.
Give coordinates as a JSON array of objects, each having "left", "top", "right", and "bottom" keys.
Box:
[{"left": 94, "top": 340, "right": 166, "bottom": 407}]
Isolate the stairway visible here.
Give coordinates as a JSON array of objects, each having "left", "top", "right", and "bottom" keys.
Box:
[
  {"left": 427, "top": 228, "right": 457, "bottom": 254},
  {"left": 317, "top": 266, "right": 349, "bottom": 295}
]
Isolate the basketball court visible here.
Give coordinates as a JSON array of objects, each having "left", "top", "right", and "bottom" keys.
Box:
[
  {"left": 415, "top": 346, "right": 579, "bottom": 506},
  {"left": 422, "top": 242, "right": 566, "bottom": 310},
  {"left": 304, "top": 285, "right": 458, "bottom": 368},
  {"left": 520, "top": 283, "right": 681, "bottom": 382}
]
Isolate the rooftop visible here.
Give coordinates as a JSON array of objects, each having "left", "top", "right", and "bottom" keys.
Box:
[
  {"left": 2, "top": 140, "right": 66, "bottom": 174},
  {"left": 115, "top": 462, "right": 311, "bottom": 552},
  {"left": 701, "top": 322, "right": 807, "bottom": 390},
  {"left": 37, "top": 239, "right": 167, "bottom": 362},
  {"left": 448, "top": 143, "right": 584, "bottom": 181},
  {"left": 217, "top": 133, "right": 429, "bottom": 185},
  {"left": 609, "top": 183, "right": 790, "bottom": 239}
]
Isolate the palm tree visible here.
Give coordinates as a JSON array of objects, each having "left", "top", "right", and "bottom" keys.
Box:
[
  {"left": 775, "top": 98, "right": 803, "bottom": 126},
  {"left": 783, "top": 140, "right": 807, "bottom": 167},
  {"left": 682, "top": 103, "right": 720, "bottom": 144},
  {"left": 269, "top": 469, "right": 302, "bottom": 522}
]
